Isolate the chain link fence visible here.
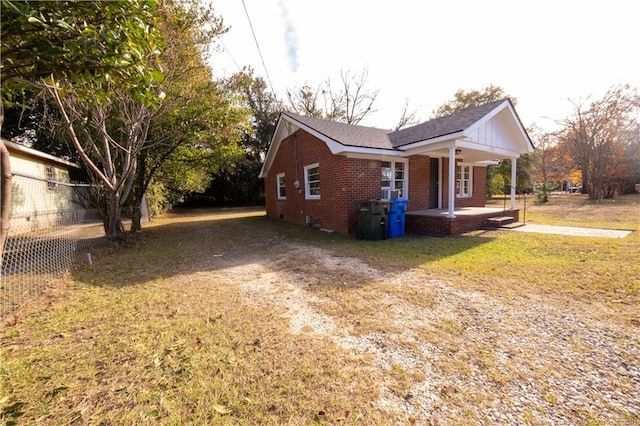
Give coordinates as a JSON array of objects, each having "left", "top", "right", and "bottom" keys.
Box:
[{"left": 1, "top": 172, "right": 101, "bottom": 320}]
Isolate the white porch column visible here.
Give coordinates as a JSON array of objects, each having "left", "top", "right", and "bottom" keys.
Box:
[
  {"left": 447, "top": 147, "right": 456, "bottom": 218},
  {"left": 510, "top": 157, "right": 517, "bottom": 210}
]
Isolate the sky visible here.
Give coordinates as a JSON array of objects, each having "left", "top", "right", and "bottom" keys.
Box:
[{"left": 207, "top": 0, "right": 640, "bottom": 133}]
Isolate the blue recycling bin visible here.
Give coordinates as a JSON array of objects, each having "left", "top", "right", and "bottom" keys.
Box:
[{"left": 387, "top": 198, "right": 408, "bottom": 237}]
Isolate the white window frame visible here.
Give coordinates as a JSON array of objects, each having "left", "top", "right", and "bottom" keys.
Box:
[
  {"left": 456, "top": 164, "right": 472, "bottom": 198},
  {"left": 45, "top": 166, "right": 56, "bottom": 191},
  {"left": 276, "top": 172, "right": 286, "bottom": 200},
  {"left": 380, "top": 160, "right": 408, "bottom": 200},
  {"left": 304, "top": 163, "right": 320, "bottom": 200}
]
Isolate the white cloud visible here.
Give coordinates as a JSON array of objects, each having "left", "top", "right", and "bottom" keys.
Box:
[{"left": 277, "top": 0, "right": 298, "bottom": 72}]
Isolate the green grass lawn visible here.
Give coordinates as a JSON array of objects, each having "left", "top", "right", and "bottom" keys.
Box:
[{"left": 1, "top": 196, "right": 638, "bottom": 424}]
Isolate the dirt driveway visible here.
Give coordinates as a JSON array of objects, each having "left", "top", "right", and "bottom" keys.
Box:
[
  {"left": 200, "top": 211, "right": 639, "bottom": 425},
  {"left": 5, "top": 207, "right": 637, "bottom": 424}
]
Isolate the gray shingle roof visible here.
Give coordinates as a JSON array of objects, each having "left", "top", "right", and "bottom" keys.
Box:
[
  {"left": 388, "top": 99, "right": 508, "bottom": 147},
  {"left": 282, "top": 99, "right": 510, "bottom": 150},
  {"left": 282, "top": 113, "right": 394, "bottom": 149}
]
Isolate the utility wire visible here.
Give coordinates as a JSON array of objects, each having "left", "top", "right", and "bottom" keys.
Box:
[
  {"left": 241, "top": 0, "right": 276, "bottom": 94},
  {"left": 220, "top": 38, "right": 242, "bottom": 73}
]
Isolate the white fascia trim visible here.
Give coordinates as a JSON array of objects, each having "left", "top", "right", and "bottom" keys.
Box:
[
  {"left": 396, "top": 132, "right": 463, "bottom": 154},
  {"left": 455, "top": 140, "right": 521, "bottom": 158},
  {"left": 472, "top": 160, "right": 499, "bottom": 166},
  {"left": 342, "top": 148, "right": 403, "bottom": 160},
  {"left": 259, "top": 114, "right": 291, "bottom": 178},
  {"left": 281, "top": 114, "right": 346, "bottom": 154}
]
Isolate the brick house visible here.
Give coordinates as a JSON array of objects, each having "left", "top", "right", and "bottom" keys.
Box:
[{"left": 259, "top": 99, "right": 534, "bottom": 235}]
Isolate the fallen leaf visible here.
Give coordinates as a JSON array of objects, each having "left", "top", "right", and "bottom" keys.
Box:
[{"left": 212, "top": 404, "right": 231, "bottom": 415}]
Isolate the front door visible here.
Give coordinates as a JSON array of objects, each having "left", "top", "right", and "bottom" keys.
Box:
[{"left": 429, "top": 157, "right": 439, "bottom": 209}]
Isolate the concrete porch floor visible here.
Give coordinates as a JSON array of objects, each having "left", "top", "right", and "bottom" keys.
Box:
[{"left": 407, "top": 207, "right": 508, "bottom": 217}]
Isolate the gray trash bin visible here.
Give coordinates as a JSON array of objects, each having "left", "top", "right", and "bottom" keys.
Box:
[{"left": 357, "top": 201, "right": 389, "bottom": 240}]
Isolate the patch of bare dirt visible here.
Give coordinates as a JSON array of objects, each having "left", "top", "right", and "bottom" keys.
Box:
[{"left": 234, "top": 243, "right": 640, "bottom": 424}]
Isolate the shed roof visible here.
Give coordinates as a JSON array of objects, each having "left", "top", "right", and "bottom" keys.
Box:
[{"left": 3, "top": 139, "right": 81, "bottom": 169}]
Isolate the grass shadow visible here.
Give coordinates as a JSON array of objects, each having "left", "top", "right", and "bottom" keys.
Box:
[{"left": 71, "top": 207, "right": 496, "bottom": 290}]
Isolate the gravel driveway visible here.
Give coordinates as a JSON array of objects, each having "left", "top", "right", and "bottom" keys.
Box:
[{"left": 236, "top": 243, "right": 639, "bottom": 424}]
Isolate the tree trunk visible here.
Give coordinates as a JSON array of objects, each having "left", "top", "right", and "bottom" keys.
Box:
[
  {"left": 0, "top": 100, "right": 12, "bottom": 266},
  {"left": 102, "top": 191, "right": 126, "bottom": 240},
  {"left": 130, "top": 151, "right": 146, "bottom": 232}
]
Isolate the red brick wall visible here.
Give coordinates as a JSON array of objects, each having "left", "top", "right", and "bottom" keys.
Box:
[
  {"left": 264, "top": 130, "right": 381, "bottom": 234},
  {"left": 441, "top": 161, "right": 488, "bottom": 208},
  {"left": 264, "top": 130, "right": 490, "bottom": 234},
  {"left": 408, "top": 155, "right": 430, "bottom": 210},
  {"left": 406, "top": 209, "right": 519, "bottom": 235}
]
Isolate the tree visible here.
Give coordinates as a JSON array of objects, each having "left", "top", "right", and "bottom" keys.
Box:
[
  {"left": 529, "top": 128, "right": 569, "bottom": 201},
  {"left": 129, "top": 0, "right": 246, "bottom": 231},
  {"left": 322, "top": 69, "right": 378, "bottom": 124},
  {"left": 559, "top": 85, "right": 639, "bottom": 199},
  {"left": 432, "top": 84, "right": 512, "bottom": 118},
  {"left": 286, "top": 84, "right": 323, "bottom": 118},
  {"left": 204, "top": 68, "right": 282, "bottom": 205},
  {"left": 287, "top": 69, "right": 378, "bottom": 124},
  {"left": 1, "top": 0, "right": 162, "bottom": 243},
  {"left": 393, "top": 99, "right": 420, "bottom": 131}
]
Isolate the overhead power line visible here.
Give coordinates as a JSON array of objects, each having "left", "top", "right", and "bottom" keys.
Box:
[
  {"left": 241, "top": 0, "right": 276, "bottom": 94},
  {"left": 220, "top": 38, "right": 242, "bottom": 73}
]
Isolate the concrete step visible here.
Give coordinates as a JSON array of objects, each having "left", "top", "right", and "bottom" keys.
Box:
[
  {"left": 485, "top": 216, "right": 515, "bottom": 226},
  {"left": 498, "top": 221, "right": 525, "bottom": 229}
]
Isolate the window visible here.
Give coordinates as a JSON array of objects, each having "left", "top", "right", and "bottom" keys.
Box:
[
  {"left": 304, "top": 163, "right": 320, "bottom": 199},
  {"left": 277, "top": 173, "right": 286, "bottom": 200},
  {"left": 456, "top": 164, "right": 472, "bottom": 197},
  {"left": 380, "top": 160, "right": 407, "bottom": 199},
  {"left": 46, "top": 166, "right": 56, "bottom": 191}
]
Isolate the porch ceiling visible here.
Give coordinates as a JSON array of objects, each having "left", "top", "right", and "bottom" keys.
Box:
[{"left": 401, "top": 138, "right": 521, "bottom": 163}]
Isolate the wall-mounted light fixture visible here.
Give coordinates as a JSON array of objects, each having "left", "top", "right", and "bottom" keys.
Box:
[{"left": 455, "top": 149, "right": 462, "bottom": 155}]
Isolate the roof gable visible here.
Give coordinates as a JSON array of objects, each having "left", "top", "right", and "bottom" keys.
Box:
[
  {"left": 260, "top": 99, "right": 534, "bottom": 178},
  {"left": 462, "top": 101, "right": 534, "bottom": 156},
  {"left": 388, "top": 99, "right": 507, "bottom": 147}
]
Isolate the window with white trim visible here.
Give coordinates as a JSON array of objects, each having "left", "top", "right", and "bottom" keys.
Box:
[
  {"left": 276, "top": 173, "right": 286, "bottom": 200},
  {"left": 46, "top": 166, "right": 56, "bottom": 191},
  {"left": 456, "top": 164, "right": 472, "bottom": 197},
  {"left": 304, "top": 163, "right": 320, "bottom": 199},
  {"left": 381, "top": 160, "right": 407, "bottom": 199}
]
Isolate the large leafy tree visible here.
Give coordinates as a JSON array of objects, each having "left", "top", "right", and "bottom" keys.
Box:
[
  {"left": 204, "top": 68, "right": 281, "bottom": 205},
  {"left": 129, "top": 0, "right": 246, "bottom": 231},
  {"left": 1, "top": 0, "right": 162, "bottom": 243},
  {"left": 559, "top": 85, "right": 640, "bottom": 199}
]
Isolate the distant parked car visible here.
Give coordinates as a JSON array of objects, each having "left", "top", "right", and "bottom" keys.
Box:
[
  {"left": 503, "top": 186, "right": 534, "bottom": 195},
  {"left": 568, "top": 186, "right": 582, "bottom": 193}
]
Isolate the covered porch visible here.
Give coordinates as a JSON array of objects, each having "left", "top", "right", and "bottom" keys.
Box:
[
  {"left": 406, "top": 207, "right": 520, "bottom": 235},
  {"left": 391, "top": 99, "right": 534, "bottom": 234}
]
